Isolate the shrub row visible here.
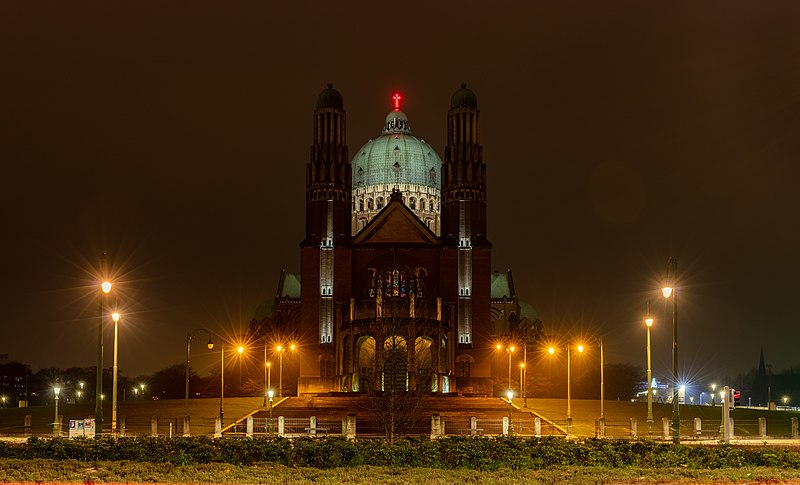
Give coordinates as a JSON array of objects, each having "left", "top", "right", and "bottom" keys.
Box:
[{"left": 1, "top": 436, "right": 800, "bottom": 471}]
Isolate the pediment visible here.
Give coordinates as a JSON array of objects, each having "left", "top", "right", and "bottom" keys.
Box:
[{"left": 354, "top": 200, "right": 438, "bottom": 245}]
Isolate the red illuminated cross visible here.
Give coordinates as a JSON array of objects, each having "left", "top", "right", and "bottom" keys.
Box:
[{"left": 392, "top": 93, "right": 402, "bottom": 111}]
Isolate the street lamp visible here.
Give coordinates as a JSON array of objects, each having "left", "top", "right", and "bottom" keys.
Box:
[
  {"left": 139, "top": 383, "right": 145, "bottom": 401},
  {"left": 276, "top": 344, "right": 296, "bottom": 397},
  {"left": 184, "top": 329, "right": 214, "bottom": 420},
  {"left": 645, "top": 302, "right": 654, "bottom": 431},
  {"left": 519, "top": 363, "right": 525, "bottom": 402},
  {"left": 548, "top": 344, "right": 583, "bottom": 420},
  {"left": 495, "top": 343, "right": 515, "bottom": 394},
  {"left": 111, "top": 312, "right": 120, "bottom": 434},
  {"left": 1, "top": 396, "right": 6, "bottom": 408},
  {"left": 264, "top": 362, "right": 272, "bottom": 406},
  {"left": 662, "top": 256, "right": 679, "bottom": 443},
  {"left": 267, "top": 389, "right": 275, "bottom": 434},
  {"left": 506, "top": 389, "right": 514, "bottom": 435},
  {"left": 96, "top": 273, "right": 112, "bottom": 435},
  {"left": 711, "top": 384, "right": 717, "bottom": 406},
  {"left": 53, "top": 387, "right": 61, "bottom": 436}
]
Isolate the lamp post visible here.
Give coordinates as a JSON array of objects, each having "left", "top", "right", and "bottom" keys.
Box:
[
  {"left": 184, "top": 329, "right": 214, "bottom": 420},
  {"left": 662, "top": 256, "right": 679, "bottom": 443},
  {"left": 599, "top": 336, "right": 605, "bottom": 420},
  {"left": 277, "top": 344, "right": 296, "bottom": 397},
  {"left": 111, "top": 312, "right": 120, "bottom": 434},
  {"left": 519, "top": 363, "right": 524, "bottom": 401},
  {"left": 645, "top": 303, "right": 654, "bottom": 432},
  {"left": 268, "top": 389, "right": 274, "bottom": 434},
  {"left": 506, "top": 389, "right": 514, "bottom": 435},
  {"left": 237, "top": 345, "right": 244, "bottom": 394},
  {"left": 220, "top": 342, "right": 225, "bottom": 425},
  {"left": 263, "top": 341, "right": 272, "bottom": 407},
  {"left": 97, "top": 276, "right": 111, "bottom": 435},
  {"left": 507, "top": 346, "right": 515, "bottom": 392},
  {"left": 53, "top": 387, "right": 60, "bottom": 436},
  {"left": 78, "top": 382, "right": 84, "bottom": 404},
  {"left": 549, "top": 344, "right": 583, "bottom": 420}
]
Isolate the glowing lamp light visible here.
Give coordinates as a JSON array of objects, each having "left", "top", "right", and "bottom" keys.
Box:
[
  {"left": 496, "top": 344, "right": 502, "bottom": 350},
  {"left": 392, "top": 92, "right": 403, "bottom": 111},
  {"left": 509, "top": 346, "right": 515, "bottom": 353},
  {"left": 577, "top": 345, "right": 584, "bottom": 353},
  {"left": 645, "top": 317, "right": 654, "bottom": 327},
  {"left": 276, "top": 345, "right": 283, "bottom": 352},
  {"left": 101, "top": 281, "right": 112, "bottom": 293},
  {"left": 268, "top": 389, "right": 274, "bottom": 399},
  {"left": 506, "top": 390, "right": 514, "bottom": 401},
  {"left": 54, "top": 387, "right": 61, "bottom": 397},
  {"left": 206, "top": 339, "right": 214, "bottom": 350},
  {"left": 112, "top": 312, "right": 120, "bottom": 322},
  {"left": 290, "top": 344, "right": 296, "bottom": 351},
  {"left": 662, "top": 286, "right": 673, "bottom": 298},
  {"left": 237, "top": 346, "right": 244, "bottom": 354},
  {"left": 548, "top": 347, "right": 555, "bottom": 355}
]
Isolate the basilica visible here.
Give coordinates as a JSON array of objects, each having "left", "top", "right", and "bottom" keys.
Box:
[{"left": 250, "top": 84, "right": 542, "bottom": 396}]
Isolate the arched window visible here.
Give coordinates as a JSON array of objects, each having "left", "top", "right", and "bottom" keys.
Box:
[
  {"left": 376, "top": 197, "right": 384, "bottom": 209},
  {"left": 359, "top": 199, "right": 364, "bottom": 211},
  {"left": 420, "top": 199, "right": 426, "bottom": 211},
  {"left": 367, "top": 198, "right": 374, "bottom": 210},
  {"left": 409, "top": 197, "right": 416, "bottom": 210}
]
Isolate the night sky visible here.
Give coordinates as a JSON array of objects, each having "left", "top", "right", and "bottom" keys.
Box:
[{"left": 2, "top": 2, "right": 799, "bottom": 388}]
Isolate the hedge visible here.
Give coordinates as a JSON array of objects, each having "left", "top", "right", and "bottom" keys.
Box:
[{"left": 1, "top": 436, "right": 799, "bottom": 471}]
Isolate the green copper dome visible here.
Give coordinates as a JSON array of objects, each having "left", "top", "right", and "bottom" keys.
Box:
[
  {"left": 450, "top": 83, "right": 478, "bottom": 109},
  {"left": 317, "top": 83, "right": 343, "bottom": 110},
  {"left": 352, "top": 110, "right": 442, "bottom": 189}
]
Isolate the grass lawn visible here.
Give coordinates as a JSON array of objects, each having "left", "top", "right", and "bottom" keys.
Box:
[{"left": 3, "top": 459, "right": 800, "bottom": 484}]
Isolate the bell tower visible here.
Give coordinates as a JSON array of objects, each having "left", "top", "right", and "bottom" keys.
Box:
[
  {"left": 442, "top": 84, "right": 490, "bottom": 360},
  {"left": 301, "top": 84, "right": 351, "bottom": 359}
]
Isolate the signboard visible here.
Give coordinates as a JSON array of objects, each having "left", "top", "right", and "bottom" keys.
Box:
[{"left": 68, "top": 418, "right": 96, "bottom": 438}]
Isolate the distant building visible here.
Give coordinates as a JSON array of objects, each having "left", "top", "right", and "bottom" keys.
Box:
[
  {"left": 250, "top": 85, "right": 543, "bottom": 396},
  {"left": 0, "top": 355, "right": 28, "bottom": 406}
]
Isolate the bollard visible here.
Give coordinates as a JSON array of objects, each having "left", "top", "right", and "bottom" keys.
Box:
[
  {"left": 278, "top": 416, "right": 285, "bottom": 436},
  {"left": 596, "top": 418, "right": 605, "bottom": 439},
  {"left": 566, "top": 417, "right": 573, "bottom": 438},
  {"left": 534, "top": 416, "right": 541, "bottom": 437},
  {"left": 344, "top": 413, "right": 356, "bottom": 440},
  {"left": 759, "top": 417, "right": 767, "bottom": 439},
  {"left": 169, "top": 422, "right": 173, "bottom": 438},
  {"left": 793, "top": 417, "right": 799, "bottom": 439},
  {"left": 151, "top": 416, "right": 158, "bottom": 437},
  {"left": 694, "top": 417, "right": 702, "bottom": 437},
  {"left": 630, "top": 418, "right": 638, "bottom": 440},
  {"left": 24, "top": 415, "right": 32, "bottom": 435},
  {"left": 470, "top": 416, "right": 478, "bottom": 436},
  {"left": 502, "top": 416, "right": 509, "bottom": 436},
  {"left": 246, "top": 416, "right": 254, "bottom": 437},
  {"left": 214, "top": 416, "right": 221, "bottom": 438},
  {"left": 662, "top": 417, "right": 670, "bottom": 440},
  {"left": 120, "top": 417, "right": 126, "bottom": 437},
  {"left": 309, "top": 416, "right": 317, "bottom": 436},
  {"left": 430, "top": 412, "right": 442, "bottom": 439},
  {"left": 183, "top": 416, "right": 190, "bottom": 437}
]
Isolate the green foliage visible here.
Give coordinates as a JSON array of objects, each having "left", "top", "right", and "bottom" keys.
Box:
[{"left": 6, "top": 436, "right": 800, "bottom": 471}]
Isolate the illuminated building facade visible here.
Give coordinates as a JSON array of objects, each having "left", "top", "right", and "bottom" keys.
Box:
[{"left": 251, "top": 85, "right": 542, "bottom": 396}]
